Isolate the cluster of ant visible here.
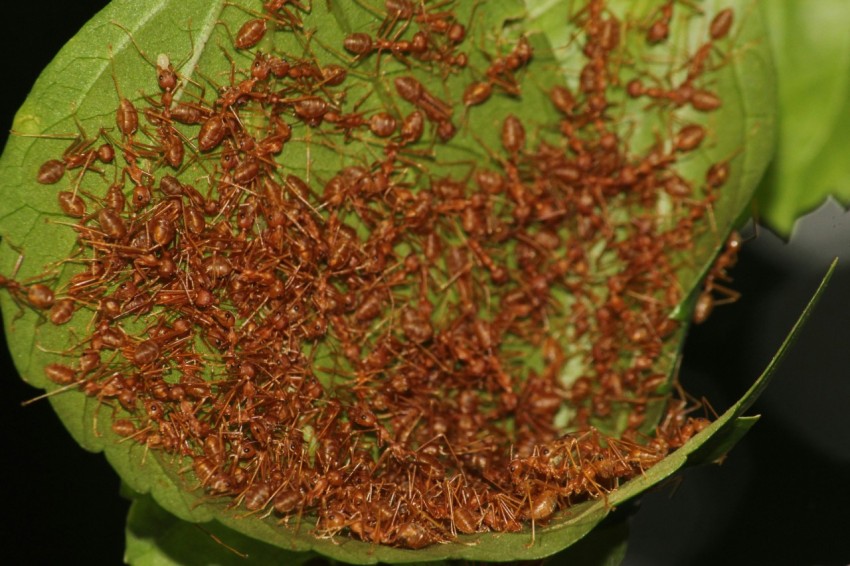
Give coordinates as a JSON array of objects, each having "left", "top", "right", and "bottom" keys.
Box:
[{"left": 8, "top": 0, "right": 743, "bottom": 550}]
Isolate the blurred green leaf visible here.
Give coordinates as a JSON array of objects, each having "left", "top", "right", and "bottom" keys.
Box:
[
  {"left": 125, "top": 490, "right": 321, "bottom": 566},
  {"left": 755, "top": 0, "right": 850, "bottom": 236}
]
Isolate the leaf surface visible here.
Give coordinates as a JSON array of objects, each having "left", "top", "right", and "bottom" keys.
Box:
[{"left": 0, "top": 0, "right": 777, "bottom": 563}]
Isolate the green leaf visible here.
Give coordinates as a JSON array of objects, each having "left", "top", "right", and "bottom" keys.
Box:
[
  {"left": 685, "top": 415, "right": 758, "bottom": 467},
  {"left": 755, "top": 0, "right": 850, "bottom": 236},
  {"left": 125, "top": 490, "right": 321, "bottom": 566},
  {"left": 0, "top": 0, "right": 778, "bottom": 563}
]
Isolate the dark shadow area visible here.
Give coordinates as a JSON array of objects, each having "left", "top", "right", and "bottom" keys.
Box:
[
  {"left": 0, "top": 2, "right": 124, "bottom": 565},
  {"left": 626, "top": 221, "right": 850, "bottom": 566},
  {"left": 0, "top": 340, "right": 130, "bottom": 564}
]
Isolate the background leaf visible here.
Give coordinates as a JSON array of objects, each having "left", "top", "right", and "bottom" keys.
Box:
[
  {"left": 125, "top": 488, "right": 321, "bottom": 566},
  {"left": 755, "top": 0, "right": 850, "bottom": 236}
]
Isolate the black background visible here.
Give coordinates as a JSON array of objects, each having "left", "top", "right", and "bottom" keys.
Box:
[{"left": 2, "top": 3, "right": 849, "bottom": 565}]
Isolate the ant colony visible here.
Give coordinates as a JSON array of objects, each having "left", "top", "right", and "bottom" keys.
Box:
[{"left": 4, "top": 0, "right": 748, "bottom": 551}]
